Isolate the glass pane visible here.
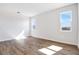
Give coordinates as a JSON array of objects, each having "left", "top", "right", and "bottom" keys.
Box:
[{"left": 60, "top": 11, "right": 72, "bottom": 31}]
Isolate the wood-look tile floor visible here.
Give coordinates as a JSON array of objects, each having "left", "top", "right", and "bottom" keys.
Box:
[{"left": 0, "top": 36, "right": 79, "bottom": 55}]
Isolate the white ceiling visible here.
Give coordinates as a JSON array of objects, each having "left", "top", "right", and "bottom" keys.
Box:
[{"left": 0, "top": 3, "right": 73, "bottom": 17}]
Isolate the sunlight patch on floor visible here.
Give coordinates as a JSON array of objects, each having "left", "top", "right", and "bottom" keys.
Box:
[
  {"left": 47, "top": 45, "right": 63, "bottom": 51},
  {"left": 38, "top": 48, "right": 56, "bottom": 55},
  {"left": 38, "top": 45, "right": 63, "bottom": 55}
]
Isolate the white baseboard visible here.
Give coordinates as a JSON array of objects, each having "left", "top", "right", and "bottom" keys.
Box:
[
  {"left": 0, "top": 39, "right": 14, "bottom": 42},
  {"left": 32, "top": 35, "right": 77, "bottom": 46}
]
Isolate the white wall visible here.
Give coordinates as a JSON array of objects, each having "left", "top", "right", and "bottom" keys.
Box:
[
  {"left": 31, "top": 4, "right": 78, "bottom": 45},
  {"left": 78, "top": 4, "right": 79, "bottom": 48},
  {"left": 0, "top": 8, "right": 30, "bottom": 41}
]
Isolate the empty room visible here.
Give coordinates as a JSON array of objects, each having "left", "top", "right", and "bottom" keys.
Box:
[{"left": 0, "top": 3, "right": 79, "bottom": 55}]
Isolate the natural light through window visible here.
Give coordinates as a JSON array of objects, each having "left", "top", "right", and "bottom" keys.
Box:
[
  {"left": 60, "top": 11, "right": 72, "bottom": 31},
  {"left": 39, "top": 48, "right": 56, "bottom": 55},
  {"left": 38, "top": 45, "right": 63, "bottom": 55},
  {"left": 15, "top": 19, "right": 29, "bottom": 40},
  {"left": 15, "top": 30, "right": 26, "bottom": 40},
  {"left": 47, "top": 45, "right": 63, "bottom": 51}
]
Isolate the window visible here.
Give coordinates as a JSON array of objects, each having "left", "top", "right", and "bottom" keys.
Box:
[
  {"left": 31, "top": 18, "right": 36, "bottom": 30},
  {"left": 60, "top": 11, "right": 72, "bottom": 32}
]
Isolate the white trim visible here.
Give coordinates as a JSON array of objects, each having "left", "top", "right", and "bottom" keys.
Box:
[
  {"left": 0, "top": 39, "right": 14, "bottom": 42},
  {"left": 32, "top": 35, "right": 77, "bottom": 46}
]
